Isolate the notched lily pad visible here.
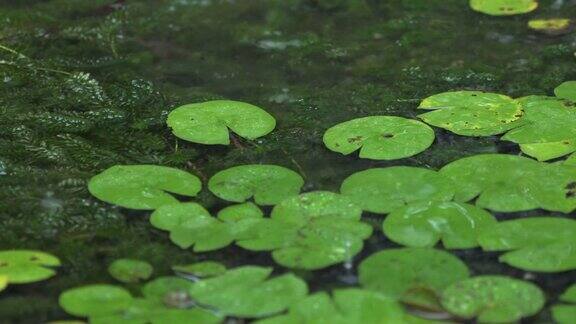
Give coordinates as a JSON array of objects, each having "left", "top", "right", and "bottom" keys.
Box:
[
  {"left": 0, "top": 250, "right": 60, "bottom": 284},
  {"left": 237, "top": 191, "right": 372, "bottom": 270},
  {"left": 189, "top": 266, "right": 308, "bottom": 318},
  {"left": 383, "top": 201, "right": 496, "bottom": 249},
  {"left": 257, "top": 289, "right": 407, "bottom": 324},
  {"left": 323, "top": 116, "right": 435, "bottom": 160},
  {"left": 555, "top": 81, "right": 576, "bottom": 102},
  {"left": 528, "top": 18, "right": 573, "bottom": 36},
  {"left": 108, "top": 259, "right": 153, "bottom": 283},
  {"left": 340, "top": 167, "right": 454, "bottom": 214},
  {"left": 553, "top": 284, "right": 576, "bottom": 324},
  {"left": 478, "top": 217, "right": 576, "bottom": 272},
  {"left": 441, "top": 276, "right": 545, "bottom": 323},
  {"left": 359, "top": 248, "right": 469, "bottom": 310},
  {"left": 418, "top": 91, "right": 524, "bottom": 136},
  {"left": 59, "top": 284, "right": 133, "bottom": 317},
  {"left": 88, "top": 165, "right": 202, "bottom": 210},
  {"left": 150, "top": 202, "right": 262, "bottom": 251},
  {"left": 208, "top": 164, "right": 304, "bottom": 205},
  {"left": 167, "top": 100, "right": 276, "bottom": 145},
  {"left": 470, "top": 0, "right": 538, "bottom": 16}
]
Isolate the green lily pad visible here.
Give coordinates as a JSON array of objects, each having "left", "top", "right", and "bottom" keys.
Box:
[
  {"left": 470, "top": 0, "right": 538, "bottom": 16},
  {"left": 59, "top": 284, "right": 133, "bottom": 317},
  {"left": 441, "top": 276, "right": 545, "bottom": 323},
  {"left": 172, "top": 261, "right": 226, "bottom": 278},
  {"left": 566, "top": 153, "right": 576, "bottom": 165},
  {"left": 142, "top": 276, "right": 195, "bottom": 302},
  {"left": 340, "top": 167, "right": 454, "bottom": 214},
  {"left": 478, "top": 217, "right": 576, "bottom": 272},
  {"left": 0, "top": 276, "right": 8, "bottom": 292},
  {"left": 553, "top": 284, "right": 576, "bottom": 324},
  {"left": 528, "top": 18, "right": 573, "bottom": 36},
  {"left": 257, "top": 289, "right": 407, "bottom": 324},
  {"left": 189, "top": 266, "right": 308, "bottom": 318},
  {"left": 108, "top": 259, "right": 153, "bottom": 283},
  {"left": 383, "top": 201, "right": 496, "bottom": 249},
  {"left": 237, "top": 191, "right": 372, "bottom": 270},
  {"left": 418, "top": 91, "right": 524, "bottom": 136},
  {"left": 555, "top": 81, "right": 576, "bottom": 101},
  {"left": 0, "top": 250, "right": 60, "bottom": 284},
  {"left": 150, "top": 202, "right": 262, "bottom": 251},
  {"left": 208, "top": 165, "right": 304, "bottom": 205},
  {"left": 440, "top": 154, "right": 576, "bottom": 212},
  {"left": 167, "top": 100, "right": 276, "bottom": 145},
  {"left": 322, "top": 116, "right": 435, "bottom": 160},
  {"left": 501, "top": 96, "right": 576, "bottom": 161},
  {"left": 359, "top": 248, "right": 469, "bottom": 310},
  {"left": 88, "top": 165, "right": 202, "bottom": 210}
]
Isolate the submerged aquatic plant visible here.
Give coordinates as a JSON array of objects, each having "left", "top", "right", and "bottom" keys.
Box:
[
  {"left": 553, "top": 284, "right": 576, "bottom": 324},
  {"left": 0, "top": 250, "right": 60, "bottom": 286},
  {"left": 441, "top": 275, "right": 545, "bottom": 323},
  {"left": 207, "top": 164, "right": 304, "bottom": 205},
  {"left": 167, "top": 100, "right": 276, "bottom": 145},
  {"left": 358, "top": 248, "right": 469, "bottom": 310},
  {"left": 478, "top": 217, "right": 576, "bottom": 272},
  {"left": 322, "top": 116, "right": 435, "bottom": 160},
  {"left": 88, "top": 165, "right": 202, "bottom": 210}
]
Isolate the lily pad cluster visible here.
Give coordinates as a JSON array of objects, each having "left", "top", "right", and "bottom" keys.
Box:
[{"left": 418, "top": 82, "right": 576, "bottom": 162}]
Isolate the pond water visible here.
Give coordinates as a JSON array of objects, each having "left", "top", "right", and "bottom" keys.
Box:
[{"left": 0, "top": 0, "right": 575, "bottom": 322}]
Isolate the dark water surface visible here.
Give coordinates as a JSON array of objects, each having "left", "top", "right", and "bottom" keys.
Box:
[{"left": 0, "top": 0, "right": 575, "bottom": 322}]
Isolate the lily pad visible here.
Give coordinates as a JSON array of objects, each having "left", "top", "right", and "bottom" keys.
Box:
[
  {"left": 478, "top": 217, "right": 576, "bottom": 272},
  {"left": 359, "top": 248, "right": 469, "bottom": 310},
  {"left": 340, "top": 167, "right": 454, "bottom": 214},
  {"left": 555, "top": 81, "right": 576, "bottom": 101},
  {"left": 528, "top": 18, "right": 573, "bottom": 36},
  {"left": 383, "top": 201, "right": 496, "bottom": 249},
  {"left": 470, "top": 0, "right": 538, "bottom": 16},
  {"left": 237, "top": 191, "right": 372, "bottom": 270},
  {"left": 322, "top": 116, "right": 435, "bottom": 160},
  {"left": 208, "top": 164, "right": 304, "bottom": 205},
  {"left": 441, "top": 276, "right": 545, "bottom": 323},
  {"left": 0, "top": 276, "right": 8, "bottom": 292},
  {"left": 440, "top": 154, "right": 576, "bottom": 212},
  {"left": 257, "top": 289, "right": 407, "bottom": 324},
  {"left": 172, "top": 261, "right": 226, "bottom": 279},
  {"left": 501, "top": 96, "right": 576, "bottom": 161},
  {"left": 418, "top": 91, "right": 524, "bottom": 136},
  {"left": 150, "top": 202, "right": 262, "bottom": 251},
  {"left": 167, "top": 100, "right": 276, "bottom": 145},
  {"left": 142, "top": 276, "right": 195, "bottom": 302},
  {"left": 0, "top": 250, "right": 60, "bottom": 284},
  {"left": 88, "top": 165, "right": 202, "bottom": 210},
  {"left": 188, "top": 266, "right": 308, "bottom": 318},
  {"left": 108, "top": 259, "right": 153, "bottom": 283},
  {"left": 553, "top": 284, "right": 576, "bottom": 324},
  {"left": 59, "top": 285, "right": 133, "bottom": 317}
]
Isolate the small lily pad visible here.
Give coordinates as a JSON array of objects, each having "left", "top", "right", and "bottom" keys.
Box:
[
  {"left": 167, "top": 100, "right": 276, "bottom": 145},
  {"left": 59, "top": 284, "right": 133, "bottom": 317},
  {"left": 88, "top": 165, "right": 202, "bottom": 210},
  {"left": 323, "top": 116, "right": 435, "bottom": 160},
  {"left": 108, "top": 259, "right": 153, "bottom": 283},
  {"left": 470, "top": 0, "right": 538, "bottom": 16},
  {"left": 0, "top": 250, "right": 60, "bottom": 284},
  {"left": 340, "top": 167, "right": 454, "bottom": 214},
  {"left": 237, "top": 191, "right": 372, "bottom": 270},
  {"left": 142, "top": 276, "right": 195, "bottom": 302},
  {"left": 257, "top": 289, "right": 407, "bottom": 324},
  {"left": 208, "top": 165, "right": 304, "bottom": 205},
  {"left": 188, "top": 266, "right": 308, "bottom": 318},
  {"left": 555, "top": 81, "right": 576, "bottom": 101},
  {"left": 172, "top": 261, "right": 226, "bottom": 278},
  {"left": 528, "top": 18, "right": 573, "bottom": 36},
  {"left": 359, "top": 248, "right": 469, "bottom": 310},
  {"left": 0, "top": 276, "right": 8, "bottom": 292},
  {"left": 383, "top": 201, "right": 496, "bottom": 249},
  {"left": 553, "top": 284, "right": 576, "bottom": 324},
  {"left": 418, "top": 91, "right": 524, "bottom": 136},
  {"left": 478, "top": 217, "right": 576, "bottom": 272},
  {"left": 441, "top": 276, "right": 545, "bottom": 323},
  {"left": 150, "top": 202, "right": 262, "bottom": 251}
]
